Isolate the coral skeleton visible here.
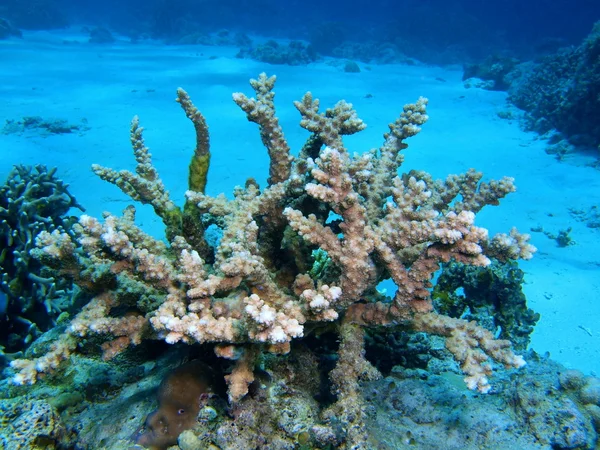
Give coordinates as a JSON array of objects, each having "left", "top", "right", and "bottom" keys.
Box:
[{"left": 12, "top": 74, "right": 535, "bottom": 444}]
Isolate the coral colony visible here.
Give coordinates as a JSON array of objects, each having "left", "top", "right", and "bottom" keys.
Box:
[
  {"left": 0, "top": 165, "right": 83, "bottom": 357},
  {"left": 9, "top": 73, "right": 535, "bottom": 447}
]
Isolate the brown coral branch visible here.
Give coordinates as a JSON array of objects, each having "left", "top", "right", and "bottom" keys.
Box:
[
  {"left": 92, "top": 117, "right": 176, "bottom": 219},
  {"left": 294, "top": 92, "right": 366, "bottom": 149},
  {"left": 232, "top": 73, "right": 293, "bottom": 185}
]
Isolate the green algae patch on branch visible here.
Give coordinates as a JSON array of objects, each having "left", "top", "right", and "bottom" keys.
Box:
[
  {"left": 176, "top": 87, "right": 211, "bottom": 196},
  {"left": 187, "top": 152, "right": 211, "bottom": 196}
]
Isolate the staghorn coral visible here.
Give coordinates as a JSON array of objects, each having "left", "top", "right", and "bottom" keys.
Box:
[
  {"left": 508, "top": 21, "right": 600, "bottom": 151},
  {"left": 11, "top": 73, "right": 535, "bottom": 448}
]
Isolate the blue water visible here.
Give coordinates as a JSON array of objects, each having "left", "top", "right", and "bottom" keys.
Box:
[
  {"left": 6, "top": 0, "right": 600, "bottom": 60},
  {"left": 1, "top": 1, "right": 599, "bottom": 448}
]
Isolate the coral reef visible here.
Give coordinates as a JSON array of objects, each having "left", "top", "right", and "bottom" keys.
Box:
[
  {"left": 0, "top": 165, "right": 83, "bottom": 363},
  {"left": 1, "top": 116, "right": 89, "bottom": 136},
  {"left": 8, "top": 74, "right": 536, "bottom": 448},
  {"left": 570, "top": 205, "right": 600, "bottom": 229},
  {"left": 0, "top": 398, "right": 67, "bottom": 449},
  {"left": 462, "top": 55, "right": 519, "bottom": 91},
  {"left": 508, "top": 21, "right": 600, "bottom": 151},
  {"left": 365, "top": 352, "right": 600, "bottom": 449},
  {"left": 237, "top": 40, "right": 317, "bottom": 65},
  {"left": 343, "top": 60, "right": 361, "bottom": 73},
  {"left": 4, "top": 346, "right": 598, "bottom": 449}
]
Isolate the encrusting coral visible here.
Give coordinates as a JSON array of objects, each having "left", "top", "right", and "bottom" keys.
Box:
[{"left": 10, "top": 73, "right": 536, "bottom": 447}]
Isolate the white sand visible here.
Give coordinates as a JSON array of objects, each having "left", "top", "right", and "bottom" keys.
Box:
[{"left": 1, "top": 29, "right": 599, "bottom": 376}]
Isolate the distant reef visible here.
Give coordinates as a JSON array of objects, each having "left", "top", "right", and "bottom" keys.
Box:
[
  {"left": 463, "top": 22, "right": 600, "bottom": 163},
  {"left": 0, "top": 0, "right": 67, "bottom": 30},
  {"left": 0, "top": 17, "right": 21, "bottom": 39}
]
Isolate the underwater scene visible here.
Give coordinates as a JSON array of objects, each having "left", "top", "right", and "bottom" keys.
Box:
[{"left": 1, "top": 0, "right": 600, "bottom": 448}]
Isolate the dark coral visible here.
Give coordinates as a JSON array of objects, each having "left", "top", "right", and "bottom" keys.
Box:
[
  {"left": 237, "top": 40, "right": 317, "bottom": 66},
  {"left": 2, "top": 116, "right": 89, "bottom": 136},
  {"left": 462, "top": 55, "right": 519, "bottom": 90},
  {"left": 365, "top": 329, "right": 455, "bottom": 376},
  {"left": 508, "top": 21, "right": 600, "bottom": 150},
  {"left": 0, "top": 165, "right": 83, "bottom": 360},
  {"left": 432, "top": 258, "right": 539, "bottom": 351}
]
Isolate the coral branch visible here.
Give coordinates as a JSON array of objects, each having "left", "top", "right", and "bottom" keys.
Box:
[
  {"left": 92, "top": 117, "right": 176, "bottom": 219},
  {"left": 233, "top": 73, "right": 293, "bottom": 185},
  {"left": 12, "top": 75, "right": 535, "bottom": 409},
  {"left": 176, "top": 88, "right": 211, "bottom": 194},
  {"left": 413, "top": 312, "right": 526, "bottom": 393},
  {"left": 294, "top": 92, "right": 366, "bottom": 149}
]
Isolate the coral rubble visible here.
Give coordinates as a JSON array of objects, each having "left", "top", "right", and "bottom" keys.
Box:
[{"left": 8, "top": 74, "right": 538, "bottom": 448}]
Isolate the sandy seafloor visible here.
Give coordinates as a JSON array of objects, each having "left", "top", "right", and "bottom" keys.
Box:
[{"left": 1, "top": 29, "right": 599, "bottom": 380}]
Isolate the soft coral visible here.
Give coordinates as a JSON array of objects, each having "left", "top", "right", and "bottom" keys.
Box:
[{"left": 134, "top": 360, "right": 214, "bottom": 449}]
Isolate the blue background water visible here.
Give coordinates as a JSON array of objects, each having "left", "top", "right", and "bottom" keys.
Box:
[
  {"left": 53, "top": 0, "right": 600, "bottom": 41},
  {"left": 6, "top": 0, "right": 600, "bottom": 59}
]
